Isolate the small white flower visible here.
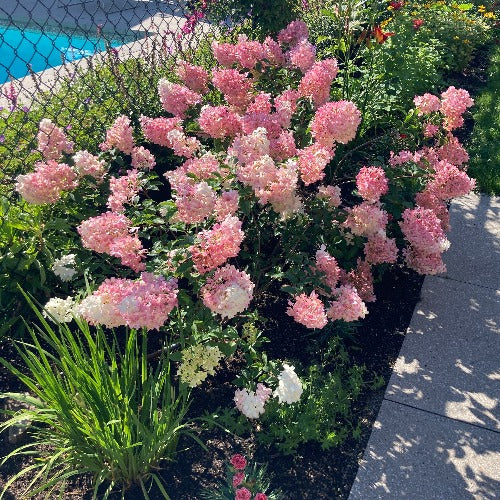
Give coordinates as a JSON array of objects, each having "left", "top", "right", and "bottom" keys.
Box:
[
  {"left": 274, "top": 364, "right": 303, "bottom": 404},
  {"left": 43, "top": 297, "right": 75, "bottom": 323},
  {"left": 52, "top": 254, "right": 77, "bottom": 281}
]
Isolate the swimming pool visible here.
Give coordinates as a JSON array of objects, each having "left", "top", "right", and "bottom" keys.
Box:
[{"left": 0, "top": 22, "right": 126, "bottom": 84}]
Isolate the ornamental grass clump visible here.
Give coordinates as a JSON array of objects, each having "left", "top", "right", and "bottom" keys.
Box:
[
  {"left": 13, "top": 20, "right": 476, "bottom": 425},
  {"left": 0, "top": 294, "right": 192, "bottom": 499}
]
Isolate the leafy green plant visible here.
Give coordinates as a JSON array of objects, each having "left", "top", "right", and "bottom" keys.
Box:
[
  {"left": 0, "top": 293, "right": 196, "bottom": 499},
  {"left": 467, "top": 44, "right": 500, "bottom": 195},
  {"left": 200, "top": 454, "right": 284, "bottom": 499}
]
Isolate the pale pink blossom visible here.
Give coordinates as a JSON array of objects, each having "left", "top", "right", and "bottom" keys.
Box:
[
  {"left": 356, "top": 166, "right": 389, "bottom": 203},
  {"left": 400, "top": 207, "right": 449, "bottom": 254},
  {"left": 278, "top": 20, "right": 309, "bottom": 46},
  {"left": 426, "top": 161, "right": 475, "bottom": 201},
  {"left": 167, "top": 129, "right": 201, "bottom": 158},
  {"left": 158, "top": 79, "right": 201, "bottom": 117},
  {"left": 437, "top": 135, "right": 469, "bottom": 166},
  {"left": 231, "top": 127, "right": 270, "bottom": 166},
  {"left": 37, "top": 118, "right": 74, "bottom": 160},
  {"left": 310, "top": 100, "right": 361, "bottom": 147},
  {"left": 364, "top": 233, "right": 398, "bottom": 265},
  {"left": 211, "top": 40, "right": 239, "bottom": 67},
  {"left": 288, "top": 39, "right": 316, "bottom": 73},
  {"left": 107, "top": 169, "right": 141, "bottom": 213},
  {"left": 140, "top": 116, "right": 182, "bottom": 147},
  {"left": 15, "top": 160, "right": 78, "bottom": 204},
  {"left": 413, "top": 93, "right": 441, "bottom": 115},
  {"left": 298, "top": 59, "right": 338, "bottom": 106},
  {"left": 100, "top": 115, "right": 135, "bottom": 154},
  {"left": 317, "top": 185, "right": 342, "bottom": 207},
  {"left": 315, "top": 245, "right": 340, "bottom": 290},
  {"left": 198, "top": 105, "right": 242, "bottom": 139},
  {"left": 73, "top": 150, "right": 107, "bottom": 180},
  {"left": 269, "top": 130, "right": 297, "bottom": 162},
  {"left": 131, "top": 146, "right": 156, "bottom": 170},
  {"left": 327, "top": 285, "right": 368, "bottom": 322},
  {"left": 212, "top": 68, "right": 253, "bottom": 108},
  {"left": 287, "top": 291, "right": 327, "bottom": 329},
  {"left": 344, "top": 202, "right": 388, "bottom": 237},
  {"left": 214, "top": 190, "right": 239, "bottom": 221},
  {"left": 176, "top": 60, "right": 209, "bottom": 93},
  {"left": 298, "top": 144, "right": 334, "bottom": 185},
  {"left": 201, "top": 264, "right": 254, "bottom": 318},
  {"left": 190, "top": 216, "right": 245, "bottom": 274}
]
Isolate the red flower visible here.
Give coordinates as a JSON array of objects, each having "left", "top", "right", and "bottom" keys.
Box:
[
  {"left": 413, "top": 18, "right": 424, "bottom": 30},
  {"left": 254, "top": 494, "right": 268, "bottom": 500},
  {"left": 230, "top": 454, "right": 247, "bottom": 470},
  {"left": 373, "top": 25, "right": 395, "bottom": 44},
  {"left": 390, "top": 1, "right": 403, "bottom": 9}
]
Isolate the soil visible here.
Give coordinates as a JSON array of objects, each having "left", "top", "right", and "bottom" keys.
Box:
[{"left": 0, "top": 266, "right": 424, "bottom": 500}]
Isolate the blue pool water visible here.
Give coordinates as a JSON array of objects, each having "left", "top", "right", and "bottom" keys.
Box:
[{"left": 0, "top": 23, "right": 125, "bottom": 84}]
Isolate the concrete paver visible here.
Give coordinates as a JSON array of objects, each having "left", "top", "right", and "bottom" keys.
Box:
[
  {"left": 350, "top": 194, "right": 500, "bottom": 499},
  {"left": 349, "top": 400, "right": 500, "bottom": 500},
  {"left": 387, "top": 276, "right": 500, "bottom": 431},
  {"left": 442, "top": 193, "right": 500, "bottom": 290}
]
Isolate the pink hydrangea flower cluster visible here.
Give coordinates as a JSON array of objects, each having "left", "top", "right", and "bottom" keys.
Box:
[
  {"left": 288, "top": 39, "right": 316, "bottom": 73},
  {"left": 37, "top": 118, "right": 74, "bottom": 160},
  {"left": 400, "top": 207, "right": 449, "bottom": 274},
  {"left": 311, "top": 100, "right": 361, "bottom": 147},
  {"left": 140, "top": 116, "right": 182, "bottom": 147},
  {"left": 158, "top": 79, "right": 202, "bottom": 117},
  {"left": 274, "top": 89, "right": 300, "bottom": 128},
  {"left": 269, "top": 130, "right": 297, "bottom": 162},
  {"left": 356, "top": 166, "right": 389, "bottom": 203},
  {"left": 424, "top": 123, "right": 439, "bottom": 138},
  {"left": 263, "top": 36, "right": 286, "bottom": 66},
  {"left": 342, "top": 259, "right": 375, "bottom": 303},
  {"left": 247, "top": 93, "right": 272, "bottom": 114},
  {"left": 327, "top": 285, "right": 368, "bottom": 322},
  {"left": 212, "top": 68, "right": 253, "bottom": 108},
  {"left": 107, "top": 169, "right": 141, "bottom": 213},
  {"left": 277, "top": 19, "right": 309, "bottom": 46},
  {"left": 231, "top": 127, "right": 270, "bottom": 166},
  {"left": 214, "top": 190, "right": 239, "bottom": 221},
  {"left": 198, "top": 105, "right": 242, "bottom": 139},
  {"left": 317, "top": 184, "right": 342, "bottom": 207},
  {"left": 297, "top": 144, "right": 334, "bottom": 185},
  {"left": 388, "top": 150, "right": 422, "bottom": 167},
  {"left": 166, "top": 129, "right": 201, "bottom": 158},
  {"left": 175, "top": 180, "right": 216, "bottom": 224},
  {"left": 413, "top": 93, "right": 441, "bottom": 115},
  {"left": 182, "top": 153, "right": 221, "bottom": 180},
  {"left": 73, "top": 150, "right": 107, "bottom": 180},
  {"left": 364, "top": 232, "right": 398, "bottom": 265},
  {"left": 344, "top": 202, "right": 389, "bottom": 237},
  {"left": 15, "top": 160, "right": 78, "bottom": 204},
  {"left": 286, "top": 291, "right": 328, "bottom": 329},
  {"left": 426, "top": 161, "right": 476, "bottom": 201},
  {"left": 234, "top": 383, "right": 272, "bottom": 419},
  {"left": 211, "top": 40, "right": 238, "bottom": 67},
  {"left": 77, "top": 212, "right": 146, "bottom": 272},
  {"left": 131, "top": 146, "right": 156, "bottom": 170},
  {"left": 437, "top": 135, "right": 469, "bottom": 166},
  {"left": 190, "top": 216, "right": 245, "bottom": 274},
  {"left": 100, "top": 115, "right": 135, "bottom": 154},
  {"left": 77, "top": 273, "right": 178, "bottom": 330},
  {"left": 201, "top": 264, "right": 254, "bottom": 318},
  {"left": 233, "top": 35, "right": 267, "bottom": 69},
  {"left": 176, "top": 60, "right": 209, "bottom": 93},
  {"left": 298, "top": 59, "right": 338, "bottom": 106},
  {"left": 440, "top": 86, "right": 474, "bottom": 131},
  {"left": 315, "top": 245, "right": 340, "bottom": 290}
]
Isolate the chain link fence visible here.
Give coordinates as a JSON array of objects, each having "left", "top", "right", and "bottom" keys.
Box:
[{"left": 0, "top": 0, "right": 233, "bottom": 334}]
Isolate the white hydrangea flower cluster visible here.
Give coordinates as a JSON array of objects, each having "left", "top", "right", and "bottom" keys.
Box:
[
  {"left": 52, "top": 254, "right": 77, "bottom": 281},
  {"left": 234, "top": 364, "right": 304, "bottom": 419},
  {"left": 234, "top": 383, "right": 272, "bottom": 419},
  {"left": 274, "top": 363, "right": 303, "bottom": 404},
  {"left": 43, "top": 297, "right": 75, "bottom": 323},
  {"left": 177, "top": 345, "right": 223, "bottom": 388}
]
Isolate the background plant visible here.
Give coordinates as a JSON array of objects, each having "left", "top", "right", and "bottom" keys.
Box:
[{"left": 0, "top": 297, "right": 194, "bottom": 499}]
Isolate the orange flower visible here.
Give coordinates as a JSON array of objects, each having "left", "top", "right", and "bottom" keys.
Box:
[{"left": 373, "top": 25, "right": 395, "bottom": 43}]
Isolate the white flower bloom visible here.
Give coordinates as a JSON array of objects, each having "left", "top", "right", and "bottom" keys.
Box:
[
  {"left": 274, "top": 364, "right": 303, "bottom": 404},
  {"left": 52, "top": 254, "right": 77, "bottom": 281},
  {"left": 178, "top": 345, "right": 223, "bottom": 388},
  {"left": 43, "top": 297, "right": 75, "bottom": 323},
  {"left": 234, "top": 389, "right": 266, "bottom": 419}
]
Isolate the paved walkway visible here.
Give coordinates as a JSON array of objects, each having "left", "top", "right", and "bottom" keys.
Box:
[{"left": 349, "top": 193, "right": 500, "bottom": 499}]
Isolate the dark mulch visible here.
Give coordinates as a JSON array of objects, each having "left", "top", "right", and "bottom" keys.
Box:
[{"left": 0, "top": 266, "right": 424, "bottom": 500}]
